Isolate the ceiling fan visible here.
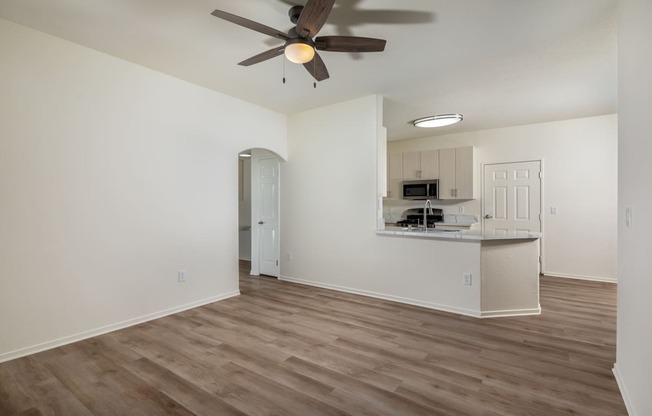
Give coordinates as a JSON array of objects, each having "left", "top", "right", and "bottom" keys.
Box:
[{"left": 211, "top": 0, "right": 387, "bottom": 82}]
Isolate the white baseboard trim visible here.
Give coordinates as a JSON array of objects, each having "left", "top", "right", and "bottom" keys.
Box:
[
  {"left": 613, "top": 363, "right": 637, "bottom": 416},
  {"left": 480, "top": 306, "right": 541, "bottom": 318},
  {"left": 279, "top": 275, "right": 482, "bottom": 318},
  {"left": 542, "top": 271, "right": 617, "bottom": 283},
  {"left": 0, "top": 291, "right": 240, "bottom": 364}
]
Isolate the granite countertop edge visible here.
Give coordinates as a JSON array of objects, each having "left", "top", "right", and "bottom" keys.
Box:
[{"left": 377, "top": 228, "right": 542, "bottom": 241}]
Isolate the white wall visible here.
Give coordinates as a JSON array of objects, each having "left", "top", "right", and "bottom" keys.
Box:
[
  {"left": 614, "top": 1, "right": 652, "bottom": 415},
  {"left": 0, "top": 19, "right": 287, "bottom": 361},
  {"left": 281, "top": 96, "right": 482, "bottom": 316},
  {"left": 387, "top": 115, "right": 618, "bottom": 282}
]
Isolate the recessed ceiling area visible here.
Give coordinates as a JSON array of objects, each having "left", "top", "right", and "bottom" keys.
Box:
[{"left": 0, "top": 0, "right": 617, "bottom": 141}]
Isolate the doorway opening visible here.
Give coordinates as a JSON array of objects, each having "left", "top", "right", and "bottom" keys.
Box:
[{"left": 238, "top": 148, "right": 282, "bottom": 280}]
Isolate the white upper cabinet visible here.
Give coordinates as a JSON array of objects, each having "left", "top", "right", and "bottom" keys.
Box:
[
  {"left": 420, "top": 150, "right": 439, "bottom": 180},
  {"left": 402, "top": 151, "right": 421, "bottom": 180},
  {"left": 387, "top": 146, "right": 474, "bottom": 200},
  {"left": 455, "top": 146, "right": 475, "bottom": 199},
  {"left": 401, "top": 150, "right": 439, "bottom": 180},
  {"left": 387, "top": 153, "right": 403, "bottom": 199},
  {"left": 439, "top": 146, "right": 475, "bottom": 200},
  {"left": 439, "top": 147, "right": 456, "bottom": 199}
]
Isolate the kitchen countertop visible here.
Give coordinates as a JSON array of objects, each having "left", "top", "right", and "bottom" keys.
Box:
[{"left": 378, "top": 227, "right": 541, "bottom": 241}]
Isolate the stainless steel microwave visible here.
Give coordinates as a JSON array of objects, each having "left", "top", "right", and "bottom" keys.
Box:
[{"left": 402, "top": 180, "right": 439, "bottom": 200}]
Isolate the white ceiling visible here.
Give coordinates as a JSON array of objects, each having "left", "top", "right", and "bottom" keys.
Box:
[{"left": 0, "top": 0, "right": 617, "bottom": 141}]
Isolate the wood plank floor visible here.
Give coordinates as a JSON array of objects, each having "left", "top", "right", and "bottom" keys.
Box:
[{"left": 0, "top": 261, "right": 627, "bottom": 415}]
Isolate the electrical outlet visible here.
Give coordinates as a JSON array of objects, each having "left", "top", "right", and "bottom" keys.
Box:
[
  {"left": 286, "top": 252, "right": 293, "bottom": 261},
  {"left": 463, "top": 273, "right": 472, "bottom": 285},
  {"left": 458, "top": 206, "right": 465, "bottom": 213},
  {"left": 178, "top": 269, "right": 186, "bottom": 283},
  {"left": 550, "top": 206, "right": 558, "bottom": 215}
]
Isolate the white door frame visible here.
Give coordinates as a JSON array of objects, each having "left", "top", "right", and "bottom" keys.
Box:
[
  {"left": 250, "top": 150, "right": 280, "bottom": 277},
  {"left": 482, "top": 159, "right": 545, "bottom": 270}
]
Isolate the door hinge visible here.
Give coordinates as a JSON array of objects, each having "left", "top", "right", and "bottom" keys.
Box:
[
  {"left": 539, "top": 213, "right": 542, "bottom": 221},
  {"left": 276, "top": 260, "right": 278, "bottom": 266},
  {"left": 538, "top": 256, "right": 542, "bottom": 264},
  {"left": 539, "top": 171, "right": 543, "bottom": 179}
]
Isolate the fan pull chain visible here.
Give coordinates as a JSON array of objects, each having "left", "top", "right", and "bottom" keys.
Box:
[
  {"left": 282, "top": 57, "right": 286, "bottom": 84},
  {"left": 313, "top": 58, "right": 317, "bottom": 89}
]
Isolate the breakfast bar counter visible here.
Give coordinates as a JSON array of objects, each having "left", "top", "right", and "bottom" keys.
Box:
[
  {"left": 377, "top": 227, "right": 541, "bottom": 241},
  {"left": 377, "top": 226, "right": 542, "bottom": 318}
]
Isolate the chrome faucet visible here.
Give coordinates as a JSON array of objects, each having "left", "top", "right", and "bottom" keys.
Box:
[{"left": 424, "top": 199, "right": 433, "bottom": 232}]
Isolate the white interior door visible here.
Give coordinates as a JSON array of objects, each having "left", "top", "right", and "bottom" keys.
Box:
[
  {"left": 483, "top": 161, "right": 542, "bottom": 234},
  {"left": 257, "top": 157, "right": 279, "bottom": 277}
]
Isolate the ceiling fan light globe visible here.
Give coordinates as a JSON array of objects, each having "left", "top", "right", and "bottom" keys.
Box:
[{"left": 285, "top": 42, "right": 315, "bottom": 64}]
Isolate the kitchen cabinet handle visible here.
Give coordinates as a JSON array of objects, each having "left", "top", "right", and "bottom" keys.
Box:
[
  {"left": 258, "top": 221, "right": 265, "bottom": 225},
  {"left": 484, "top": 215, "right": 492, "bottom": 219}
]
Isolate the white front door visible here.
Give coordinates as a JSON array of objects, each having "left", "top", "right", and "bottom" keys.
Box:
[
  {"left": 257, "top": 157, "right": 279, "bottom": 277},
  {"left": 483, "top": 161, "right": 542, "bottom": 234}
]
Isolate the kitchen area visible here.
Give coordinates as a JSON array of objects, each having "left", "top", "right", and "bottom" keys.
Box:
[
  {"left": 382, "top": 146, "right": 481, "bottom": 229},
  {"left": 377, "top": 145, "right": 543, "bottom": 318},
  {"left": 280, "top": 96, "right": 615, "bottom": 323}
]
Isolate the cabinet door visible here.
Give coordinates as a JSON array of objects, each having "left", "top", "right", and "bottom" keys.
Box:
[
  {"left": 402, "top": 151, "right": 422, "bottom": 180},
  {"left": 387, "top": 153, "right": 403, "bottom": 199},
  {"left": 420, "top": 149, "right": 439, "bottom": 179},
  {"left": 439, "top": 147, "right": 456, "bottom": 199},
  {"left": 455, "top": 146, "right": 475, "bottom": 199}
]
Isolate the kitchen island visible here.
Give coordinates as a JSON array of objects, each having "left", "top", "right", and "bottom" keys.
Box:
[{"left": 377, "top": 227, "right": 542, "bottom": 318}]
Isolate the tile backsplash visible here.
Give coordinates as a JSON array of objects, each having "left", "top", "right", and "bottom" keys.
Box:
[{"left": 383, "top": 199, "right": 479, "bottom": 225}]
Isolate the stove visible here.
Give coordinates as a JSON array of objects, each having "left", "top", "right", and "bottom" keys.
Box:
[{"left": 396, "top": 208, "right": 443, "bottom": 227}]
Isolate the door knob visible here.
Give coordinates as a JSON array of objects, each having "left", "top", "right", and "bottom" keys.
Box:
[
  {"left": 484, "top": 215, "right": 492, "bottom": 219},
  {"left": 258, "top": 221, "right": 265, "bottom": 225}
]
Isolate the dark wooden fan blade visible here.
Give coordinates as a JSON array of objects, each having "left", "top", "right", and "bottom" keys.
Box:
[
  {"left": 314, "top": 36, "right": 386, "bottom": 52},
  {"left": 303, "top": 52, "right": 329, "bottom": 81},
  {"left": 238, "top": 46, "right": 285, "bottom": 66},
  {"left": 211, "top": 9, "right": 289, "bottom": 41},
  {"left": 295, "top": 0, "right": 335, "bottom": 38}
]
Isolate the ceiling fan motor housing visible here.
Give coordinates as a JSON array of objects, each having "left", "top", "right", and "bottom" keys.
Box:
[{"left": 289, "top": 5, "right": 304, "bottom": 24}]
